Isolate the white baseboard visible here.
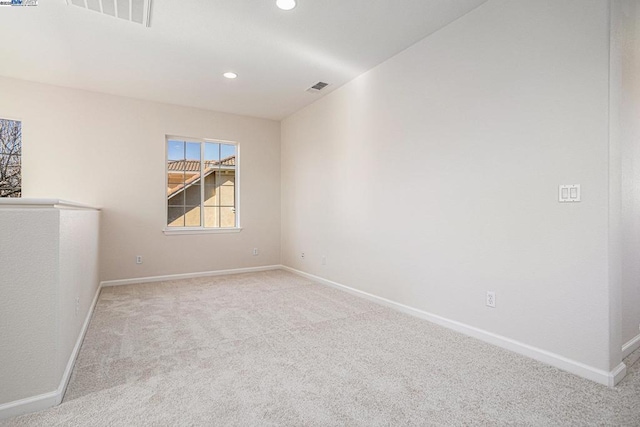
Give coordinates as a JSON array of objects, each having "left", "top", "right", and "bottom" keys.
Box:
[
  {"left": 58, "top": 283, "right": 102, "bottom": 401},
  {"left": 101, "top": 265, "right": 282, "bottom": 287},
  {"left": 0, "top": 391, "right": 59, "bottom": 422},
  {"left": 281, "top": 266, "right": 626, "bottom": 387},
  {"left": 0, "top": 283, "right": 102, "bottom": 420},
  {"left": 622, "top": 333, "right": 640, "bottom": 359}
]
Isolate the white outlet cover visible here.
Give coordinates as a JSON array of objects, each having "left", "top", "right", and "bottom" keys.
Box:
[{"left": 486, "top": 291, "right": 496, "bottom": 308}]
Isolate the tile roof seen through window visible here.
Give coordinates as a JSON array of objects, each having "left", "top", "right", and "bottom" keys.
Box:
[{"left": 168, "top": 155, "right": 235, "bottom": 172}]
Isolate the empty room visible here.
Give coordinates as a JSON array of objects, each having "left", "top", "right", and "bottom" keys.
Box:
[{"left": 1, "top": 0, "right": 639, "bottom": 425}]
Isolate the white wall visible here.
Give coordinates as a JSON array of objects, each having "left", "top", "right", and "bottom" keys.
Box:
[
  {"left": 58, "top": 209, "right": 100, "bottom": 380},
  {"left": 0, "top": 202, "right": 99, "bottom": 416},
  {"left": 611, "top": 0, "right": 640, "bottom": 353},
  {"left": 0, "top": 77, "right": 281, "bottom": 281},
  {"left": 281, "top": 0, "right": 616, "bottom": 375},
  {"left": 0, "top": 209, "right": 59, "bottom": 404}
]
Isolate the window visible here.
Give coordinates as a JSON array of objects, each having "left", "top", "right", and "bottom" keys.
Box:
[
  {"left": 0, "top": 118, "right": 22, "bottom": 198},
  {"left": 166, "top": 137, "right": 238, "bottom": 232}
]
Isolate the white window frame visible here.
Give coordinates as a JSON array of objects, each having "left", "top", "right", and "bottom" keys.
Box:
[{"left": 163, "top": 135, "right": 241, "bottom": 235}]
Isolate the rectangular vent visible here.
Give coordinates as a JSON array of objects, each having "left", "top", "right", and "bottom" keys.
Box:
[
  {"left": 67, "top": 0, "right": 152, "bottom": 27},
  {"left": 307, "top": 81, "right": 330, "bottom": 93}
]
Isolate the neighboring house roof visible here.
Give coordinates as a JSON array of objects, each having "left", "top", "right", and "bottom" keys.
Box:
[
  {"left": 167, "top": 155, "right": 235, "bottom": 198},
  {"left": 168, "top": 155, "right": 236, "bottom": 172},
  {"left": 168, "top": 160, "right": 200, "bottom": 172},
  {"left": 218, "top": 156, "right": 235, "bottom": 167}
]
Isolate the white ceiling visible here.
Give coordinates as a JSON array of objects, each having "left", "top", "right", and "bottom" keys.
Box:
[{"left": 0, "top": 0, "right": 488, "bottom": 120}]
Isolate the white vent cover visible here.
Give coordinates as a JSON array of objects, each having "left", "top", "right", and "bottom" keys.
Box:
[
  {"left": 67, "top": 0, "right": 152, "bottom": 27},
  {"left": 306, "top": 81, "right": 330, "bottom": 94}
]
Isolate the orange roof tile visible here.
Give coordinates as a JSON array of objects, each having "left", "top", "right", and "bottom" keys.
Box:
[{"left": 168, "top": 155, "right": 235, "bottom": 172}]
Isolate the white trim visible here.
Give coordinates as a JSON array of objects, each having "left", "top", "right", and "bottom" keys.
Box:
[
  {"left": 145, "top": 0, "right": 152, "bottom": 27},
  {"left": 0, "top": 199, "right": 99, "bottom": 210},
  {"left": 281, "top": 266, "right": 627, "bottom": 387},
  {"left": 611, "top": 362, "right": 628, "bottom": 387},
  {"left": 0, "top": 391, "right": 59, "bottom": 422},
  {"left": 0, "top": 284, "right": 102, "bottom": 420},
  {"left": 163, "top": 227, "right": 242, "bottom": 235},
  {"left": 101, "top": 265, "right": 281, "bottom": 287},
  {"left": 58, "top": 284, "right": 102, "bottom": 401},
  {"left": 622, "top": 333, "right": 640, "bottom": 359}
]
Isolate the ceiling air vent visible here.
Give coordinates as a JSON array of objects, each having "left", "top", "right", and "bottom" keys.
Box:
[
  {"left": 67, "top": 0, "right": 152, "bottom": 27},
  {"left": 306, "top": 81, "right": 330, "bottom": 94}
]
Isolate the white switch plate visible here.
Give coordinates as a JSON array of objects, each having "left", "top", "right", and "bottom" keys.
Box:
[{"left": 559, "top": 184, "right": 580, "bottom": 203}]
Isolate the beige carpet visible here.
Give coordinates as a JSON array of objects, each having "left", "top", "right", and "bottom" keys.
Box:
[{"left": 4, "top": 270, "right": 640, "bottom": 426}]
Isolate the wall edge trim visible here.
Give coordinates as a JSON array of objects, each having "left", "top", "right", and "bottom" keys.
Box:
[
  {"left": 622, "top": 333, "right": 640, "bottom": 359},
  {"left": 281, "top": 265, "right": 626, "bottom": 387},
  {"left": 0, "top": 283, "right": 102, "bottom": 420},
  {"left": 100, "top": 265, "right": 282, "bottom": 287}
]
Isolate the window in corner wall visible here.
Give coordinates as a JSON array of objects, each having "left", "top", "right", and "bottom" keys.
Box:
[
  {"left": 0, "top": 118, "right": 22, "bottom": 198},
  {"left": 166, "top": 137, "right": 238, "bottom": 230}
]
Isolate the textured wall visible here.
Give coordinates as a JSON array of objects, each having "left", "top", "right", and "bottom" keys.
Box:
[
  {"left": 281, "top": 0, "right": 613, "bottom": 372},
  {"left": 0, "top": 203, "right": 100, "bottom": 409},
  {"left": 0, "top": 77, "right": 281, "bottom": 281},
  {"left": 0, "top": 209, "right": 59, "bottom": 404},
  {"left": 58, "top": 209, "right": 100, "bottom": 380}
]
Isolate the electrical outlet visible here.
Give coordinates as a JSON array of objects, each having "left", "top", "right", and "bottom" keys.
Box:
[
  {"left": 486, "top": 291, "right": 496, "bottom": 308},
  {"left": 322, "top": 255, "right": 326, "bottom": 265},
  {"left": 252, "top": 248, "right": 259, "bottom": 256},
  {"left": 75, "top": 296, "right": 80, "bottom": 316},
  {"left": 301, "top": 252, "right": 305, "bottom": 259},
  {"left": 136, "top": 255, "right": 143, "bottom": 264}
]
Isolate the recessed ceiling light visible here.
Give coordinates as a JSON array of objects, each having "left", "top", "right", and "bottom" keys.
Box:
[
  {"left": 276, "top": 0, "right": 296, "bottom": 11},
  {"left": 223, "top": 72, "right": 238, "bottom": 79}
]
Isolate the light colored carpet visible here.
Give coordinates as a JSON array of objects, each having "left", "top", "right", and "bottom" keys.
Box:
[{"left": 4, "top": 270, "right": 640, "bottom": 426}]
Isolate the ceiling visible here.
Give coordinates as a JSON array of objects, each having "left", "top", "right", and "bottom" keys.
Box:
[{"left": 0, "top": 0, "right": 488, "bottom": 120}]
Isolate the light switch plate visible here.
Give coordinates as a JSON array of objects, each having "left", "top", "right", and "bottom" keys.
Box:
[{"left": 559, "top": 184, "right": 580, "bottom": 202}]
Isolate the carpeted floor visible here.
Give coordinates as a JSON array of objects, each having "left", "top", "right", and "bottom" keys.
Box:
[{"left": 4, "top": 270, "right": 640, "bottom": 426}]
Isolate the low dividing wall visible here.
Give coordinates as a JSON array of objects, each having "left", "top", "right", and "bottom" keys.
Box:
[{"left": 0, "top": 199, "right": 100, "bottom": 419}]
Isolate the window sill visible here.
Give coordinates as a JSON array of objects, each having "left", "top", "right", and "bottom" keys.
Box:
[{"left": 163, "top": 227, "right": 243, "bottom": 236}]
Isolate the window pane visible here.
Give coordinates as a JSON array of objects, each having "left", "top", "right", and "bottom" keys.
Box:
[
  {"left": 167, "top": 171, "right": 185, "bottom": 200},
  {"left": 167, "top": 140, "right": 185, "bottom": 161},
  {"left": 167, "top": 207, "right": 184, "bottom": 227},
  {"left": 203, "top": 207, "right": 219, "bottom": 228},
  {"left": 220, "top": 207, "right": 236, "bottom": 228},
  {"left": 186, "top": 142, "right": 200, "bottom": 160},
  {"left": 219, "top": 174, "right": 235, "bottom": 206},
  {"left": 6, "top": 162, "right": 20, "bottom": 174},
  {"left": 203, "top": 172, "right": 217, "bottom": 206},
  {"left": 168, "top": 193, "right": 184, "bottom": 206},
  {"left": 184, "top": 206, "right": 201, "bottom": 227},
  {"left": 185, "top": 183, "right": 201, "bottom": 206},
  {"left": 0, "top": 119, "right": 22, "bottom": 198},
  {"left": 204, "top": 142, "right": 220, "bottom": 163},
  {"left": 220, "top": 144, "right": 236, "bottom": 164}
]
